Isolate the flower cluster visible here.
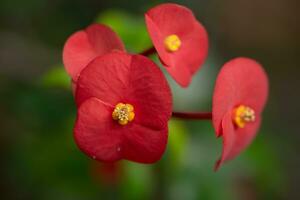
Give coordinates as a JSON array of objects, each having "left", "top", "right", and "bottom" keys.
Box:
[{"left": 63, "top": 3, "right": 269, "bottom": 170}]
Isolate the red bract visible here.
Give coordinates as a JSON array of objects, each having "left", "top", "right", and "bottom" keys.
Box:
[
  {"left": 63, "top": 24, "right": 125, "bottom": 82},
  {"left": 74, "top": 51, "right": 172, "bottom": 163},
  {"left": 145, "top": 3, "right": 208, "bottom": 87},
  {"left": 212, "top": 58, "right": 269, "bottom": 170}
]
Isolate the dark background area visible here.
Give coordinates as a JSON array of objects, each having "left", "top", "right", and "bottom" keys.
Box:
[{"left": 0, "top": 0, "right": 299, "bottom": 199}]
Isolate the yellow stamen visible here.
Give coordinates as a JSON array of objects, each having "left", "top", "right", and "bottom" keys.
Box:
[
  {"left": 164, "top": 34, "right": 181, "bottom": 52},
  {"left": 233, "top": 105, "right": 255, "bottom": 128},
  {"left": 112, "top": 103, "right": 135, "bottom": 125}
]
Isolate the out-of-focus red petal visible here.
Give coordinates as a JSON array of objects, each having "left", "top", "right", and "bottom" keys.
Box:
[
  {"left": 161, "top": 56, "right": 191, "bottom": 87},
  {"left": 214, "top": 112, "right": 235, "bottom": 171},
  {"left": 146, "top": 3, "right": 196, "bottom": 37},
  {"left": 75, "top": 52, "right": 131, "bottom": 106},
  {"left": 122, "top": 124, "right": 168, "bottom": 163},
  {"left": 74, "top": 97, "right": 122, "bottom": 162},
  {"left": 85, "top": 24, "right": 125, "bottom": 54},
  {"left": 91, "top": 161, "right": 122, "bottom": 186},
  {"left": 145, "top": 3, "right": 208, "bottom": 87},
  {"left": 63, "top": 24, "right": 125, "bottom": 81},
  {"left": 215, "top": 113, "right": 262, "bottom": 171},
  {"left": 227, "top": 116, "right": 261, "bottom": 161},
  {"left": 212, "top": 57, "right": 269, "bottom": 137},
  {"left": 173, "top": 22, "right": 208, "bottom": 75},
  {"left": 126, "top": 55, "right": 172, "bottom": 130}
]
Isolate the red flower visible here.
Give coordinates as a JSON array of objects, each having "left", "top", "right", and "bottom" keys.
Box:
[
  {"left": 145, "top": 3, "right": 208, "bottom": 87},
  {"left": 63, "top": 24, "right": 125, "bottom": 82},
  {"left": 74, "top": 51, "right": 172, "bottom": 163},
  {"left": 212, "top": 58, "right": 269, "bottom": 170}
]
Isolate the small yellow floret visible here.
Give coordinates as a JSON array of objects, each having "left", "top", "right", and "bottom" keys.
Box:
[
  {"left": 112, "top": 103, "right": 135, "bottom": 125},
  {"left": 233, "top": 105, "right": 255, "bottom": 128},
  {"left": 164, "top": 34, "right": 181, "bottom": 52}
]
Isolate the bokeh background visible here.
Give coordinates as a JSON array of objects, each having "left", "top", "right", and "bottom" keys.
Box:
[{"left": 0, "top": 0, "right": 298, "bottom": 199}]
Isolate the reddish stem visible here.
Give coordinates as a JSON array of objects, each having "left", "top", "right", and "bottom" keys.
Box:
[
  {"left": 140, "top": 46, "right": 156, "bottom": 56},
  {"left": 172, "top": 111, "right": 212, "bottom": 120}
]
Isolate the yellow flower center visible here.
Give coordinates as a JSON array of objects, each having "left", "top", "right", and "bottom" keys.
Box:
[
  {"left": 233, "top": 105, "right": 255, "bottom": 128},
  {"left": 112, "top": 103, "right": 135, "bottom": 125},
  {"left": 164, "top": 34, "right": 181, "bottom": 52}
]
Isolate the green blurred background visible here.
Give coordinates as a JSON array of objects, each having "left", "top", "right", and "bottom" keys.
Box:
[{"left": 0, "top": 0, "right": 298, "bottom": 199}]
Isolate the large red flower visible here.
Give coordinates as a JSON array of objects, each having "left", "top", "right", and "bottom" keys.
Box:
[
  {"left": 212, "top": 58, "right": 269, "bottom": 170},
  {"left": 74, "top": 51, "right": 172, "bottom": 163},
  {"left": 145, "top": 3, "right": 208, "bottom": 87},
  {"left": 63, "top": 24, "right": 125, "bottom": 82}
]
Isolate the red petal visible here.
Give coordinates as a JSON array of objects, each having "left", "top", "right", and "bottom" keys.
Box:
[
  {"left": 212, "top": 58, "right": 269, "bottom": 137},
  {"left": 227, "top": 116, "right": 261, "bottom": 161},
  {"left": 74, "top": 97, "right": 122, "bottom": 162},
  {"left": 74, "top": 52, "right": 172, "bottom": 163},
  {"left": 173, "top": 22, "right": 208, "bottom": 75},
  {"left": 214, "top": 112, "right": 234, "bottom": 171},
  {"left": 126, "top": 55, "right": 172, "bottom": 130},
  {"left": 146, "top": 3, "right": 197, "bottom": 37},
  {"left": 63, "top": 24, "right": 125, "bottom": 81},
  {"left": 215, "top": 112, "right": 262, "bottom": 170},
  {"left": 74, "top": 97, "right": 170, "bottom": 164},
  {"left": 145, "top": 3, "right": 208, "bottom": 87},
  {"left": 75, "top": 51, "right": 132, "bottom": 106},
  {"left": 122, "top": 124, "right": 168, "bottom": 163},
  {"left": 76, "top": 53, "right": 173, "bottom": 131}
]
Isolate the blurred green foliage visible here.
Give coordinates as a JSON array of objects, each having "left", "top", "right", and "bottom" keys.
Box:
[
  {"left": 96, "top": 10, "right": 152, "bottom": 53},
  {"left": 41, "top": 65, "right": 71, "bottom": 90}
]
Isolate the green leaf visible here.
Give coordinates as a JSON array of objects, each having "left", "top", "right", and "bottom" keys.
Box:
[
  {"left": 41, "top": 65, "right": 71, "bottom": 90},
  {"left": 168, "top": 119, "right": 189, "bottom": 167},
  {"left": 121, "top": 161, "right": 154, "bottom": 200},
  {"left": 95, "top": 10, "right": 152, "bottom": 53}
]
